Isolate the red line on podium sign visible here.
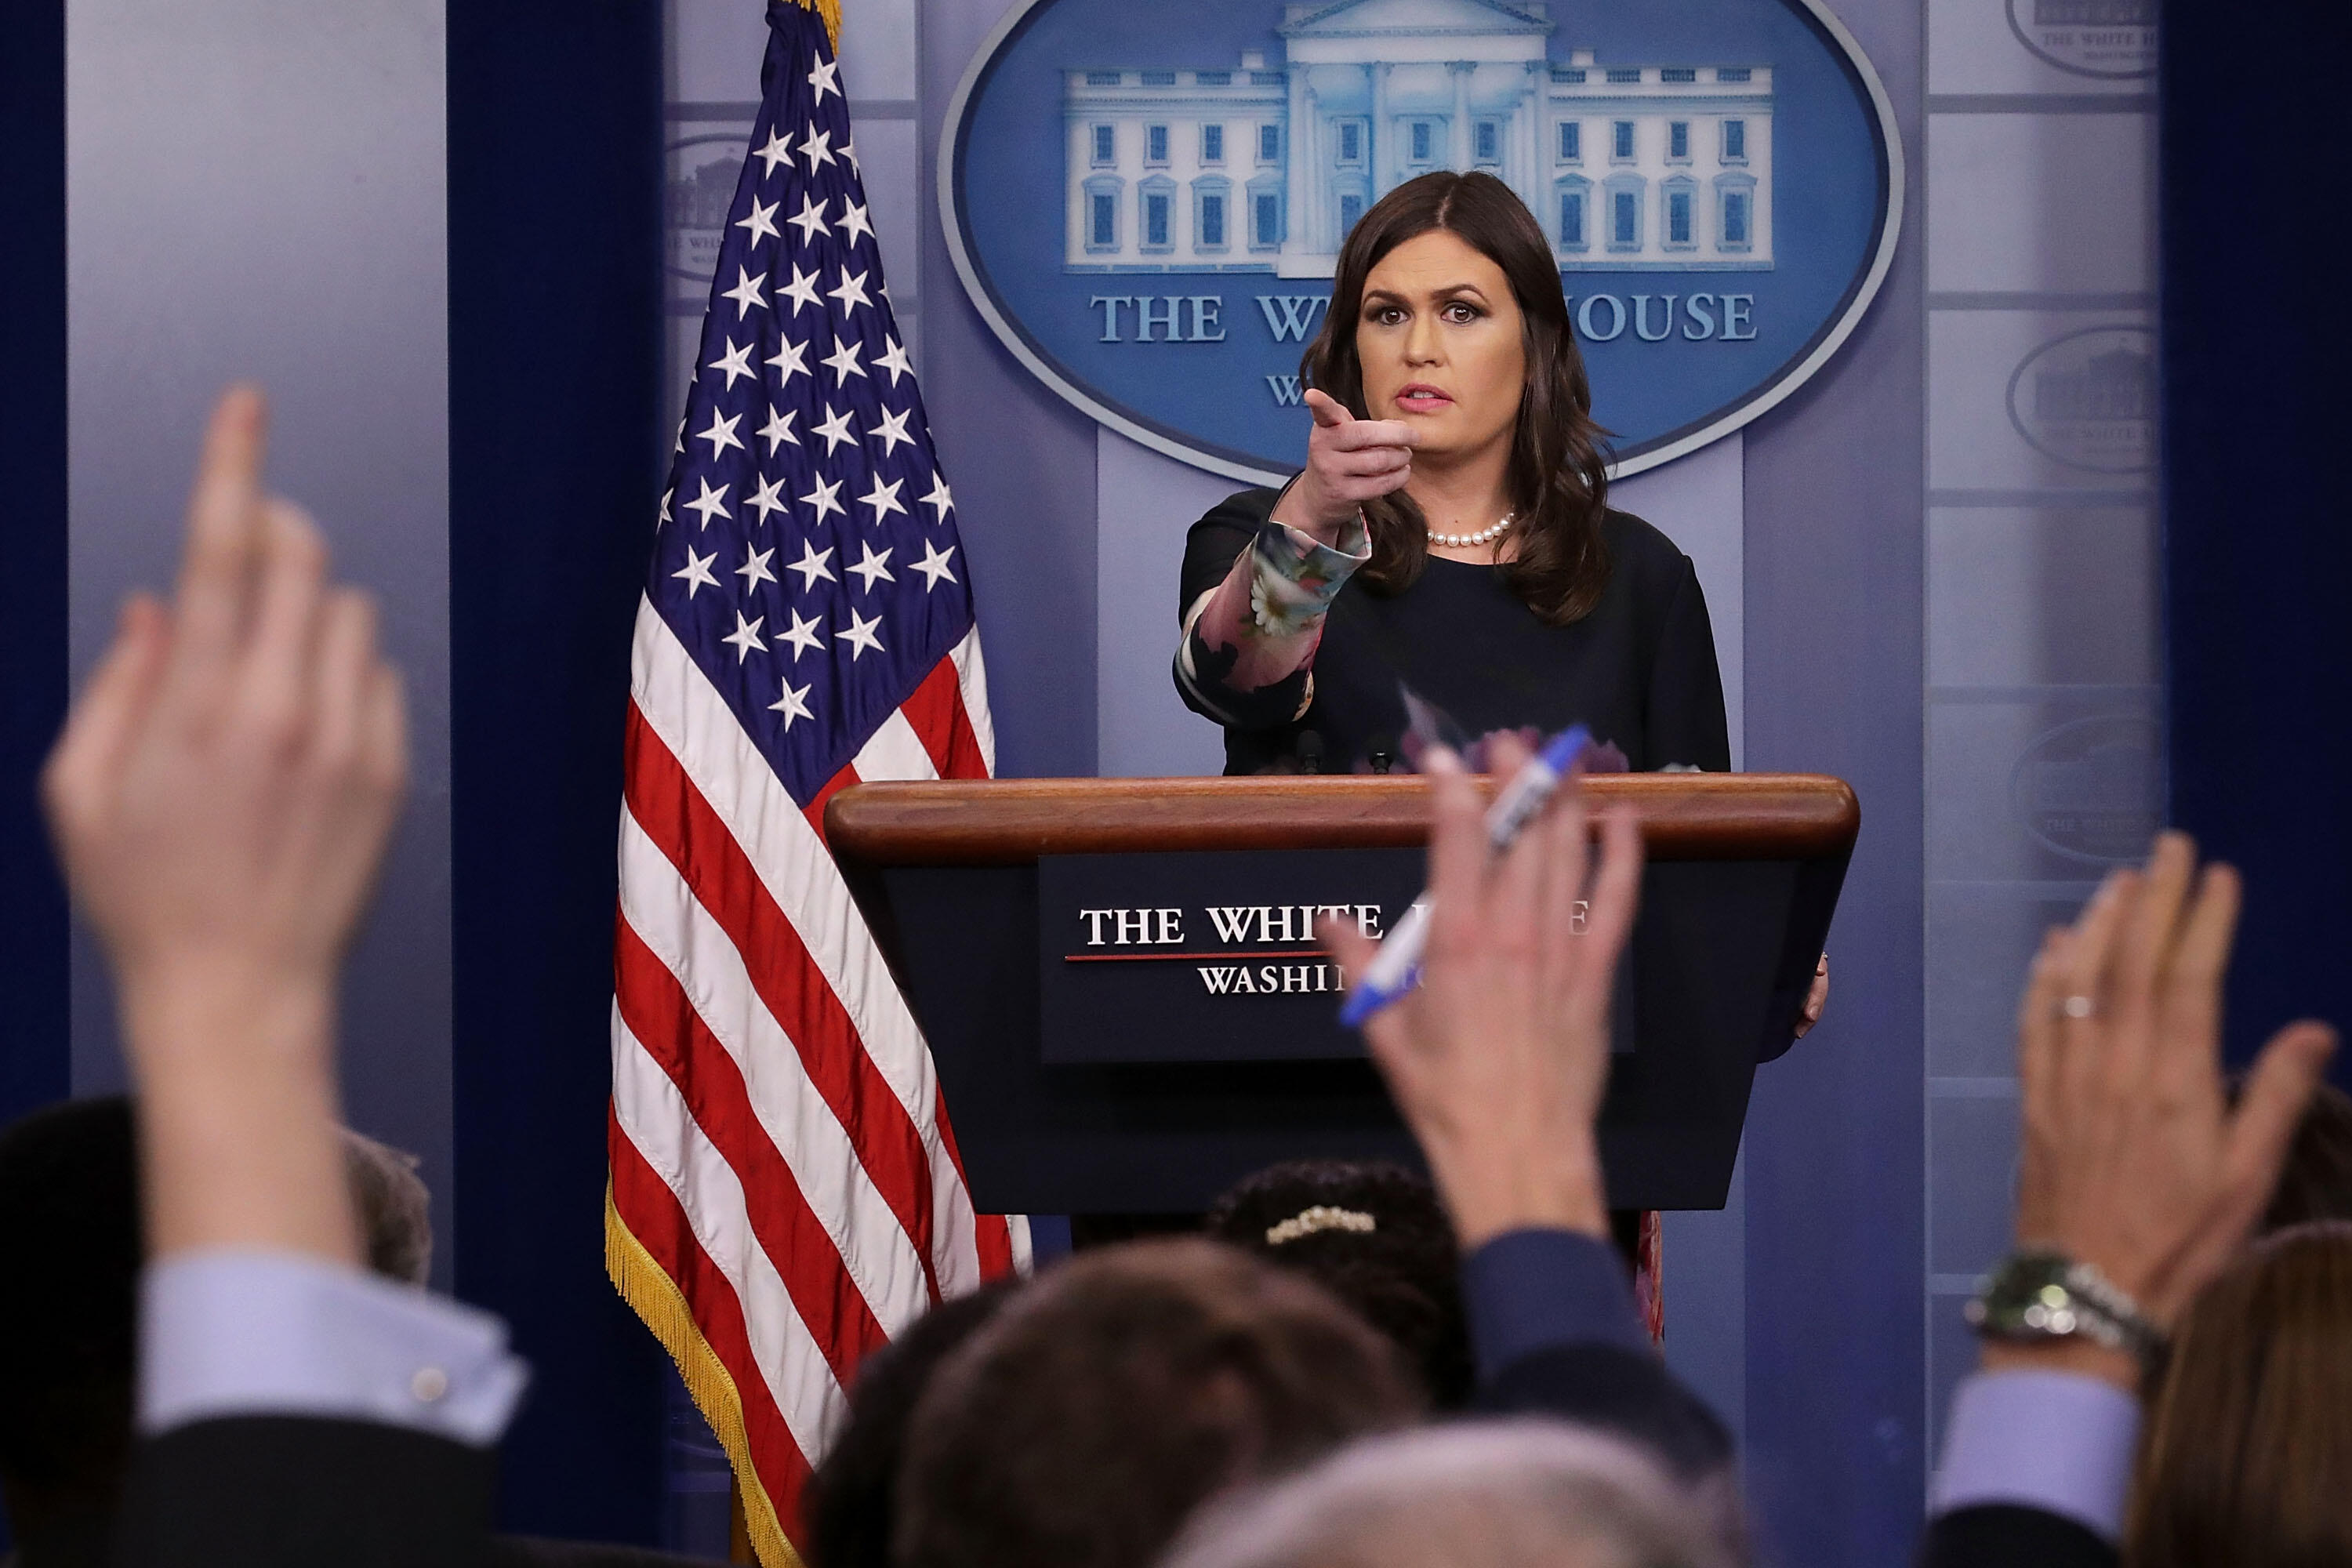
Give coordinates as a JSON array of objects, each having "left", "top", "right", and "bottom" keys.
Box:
[{"left": 1062, "top": 949, "right": 1332, "bottom": 964}]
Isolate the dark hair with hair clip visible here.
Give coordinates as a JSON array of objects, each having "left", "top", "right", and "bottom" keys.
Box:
[
  {"left": 1204, "top": 1160, "right": 1472, "bottom": 1409},
  {"left": 1300, "top": 169, "right": 1613, "bottom": 626}
]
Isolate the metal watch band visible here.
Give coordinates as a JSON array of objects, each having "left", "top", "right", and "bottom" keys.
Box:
[{"left": 1965, "top": 1249, "right": 2168, "bottom": 1363}]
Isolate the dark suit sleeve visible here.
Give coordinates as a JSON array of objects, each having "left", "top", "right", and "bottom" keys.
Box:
[
  {"left": 113, "top": 1415, "right": 495, "bottom": 1568},
  {"left": 1460, "top": 1229, "right": 1733, "bottom": 1483},
  {"left": 1473, "top": 1344, "right": 1734, "bottom": 1483},
  {"left": 1175, "top": 495, "right": 1269, "bottom": 619},
  {"left": 1918, "top": 1504, "right": 2122, "bottom": 1568},
  {"left": 1644, "top": 557, "right": 1731, "bottom": 773}
]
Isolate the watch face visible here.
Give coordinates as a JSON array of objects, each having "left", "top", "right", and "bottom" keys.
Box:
[
  {"left": 2017, "top": 1286, "right": 2082, "bottom": 1336},
  {"left": 1970, "top": 1251, "right": 2151, "bottom": 1356}
]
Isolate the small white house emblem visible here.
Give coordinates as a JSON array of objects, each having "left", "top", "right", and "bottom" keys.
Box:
[
  {"left": 2005, "top": 0, "right": 2156, "bottom": 80},
  {"left": 2005, "top": 325, "right": 2157, "bottom": 475}
]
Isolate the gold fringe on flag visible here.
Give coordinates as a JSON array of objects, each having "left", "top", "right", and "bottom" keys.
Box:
[
  {"left": 606, "top": 1186, "right": 808, "bottom": 1568},
  {"left": 785, "top": 0, "right": 841, "bottom": 55}
]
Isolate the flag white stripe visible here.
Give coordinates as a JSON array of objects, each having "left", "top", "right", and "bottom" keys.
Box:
[
  {"left": 1005, "top": 1214, "right": 1034, "bottom": 1274},
  {"left": 947, "top": 626, "right": 996, "bottom": 774},
  {"left": 612, "top": 1007, "right": 844, "bottom": 1465},
  {"left": 618, "top": 811, "right": 935, "bottom": 1334},
  {"left": 850, "top": 706, "right": 938, "bottom": 783},
  {"left": 631, "top": 600, "right": 983, "bottom": 1295}
]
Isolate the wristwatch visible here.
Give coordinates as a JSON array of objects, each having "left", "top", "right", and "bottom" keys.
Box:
[{"left": 1965, "top": 1250, "right": 2167, "bottom": 1364}]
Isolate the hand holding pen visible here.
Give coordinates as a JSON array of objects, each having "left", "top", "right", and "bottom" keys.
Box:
[
  {"left": 1341, "top": 724, "right": 1596, "bottom": 1026},
  {"left": 1317, "top": 731, "right": 1644, "bottom": 1247}
]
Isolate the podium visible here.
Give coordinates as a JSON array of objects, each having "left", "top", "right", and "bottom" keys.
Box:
[{"left": 826, "top": 775, "right": 1857, "bottom": 1215}]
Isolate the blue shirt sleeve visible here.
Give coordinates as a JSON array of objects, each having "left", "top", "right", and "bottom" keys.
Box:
[
  {"left": 1460, "top": 1226, "right": 1650, "bottom": 1382},
  {"left": 140, "top": 1250, "right": 531, "bottom": 1448},
  {"left": 1929, "top": 1370, "right": 2143, "bottom": 1544}
]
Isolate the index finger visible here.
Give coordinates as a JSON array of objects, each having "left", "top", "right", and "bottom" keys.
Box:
[
  {"left": 1304, "top": 388, "right": 1353, "bottom": 429},
  {"left": 168, "top": 385, "right": 272, "bottom": 689},
  {"left": 1327, "top": 418, "right": 1421, "bottom": 452}
]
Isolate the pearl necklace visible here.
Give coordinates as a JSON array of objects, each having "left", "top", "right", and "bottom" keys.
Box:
[{"left": 1428, "top": 513, "right": 1513, "bottom": 549}]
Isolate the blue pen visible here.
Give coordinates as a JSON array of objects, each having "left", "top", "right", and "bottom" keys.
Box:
[{"left": 1338, "top": 724, "right": 1593, "bottom": 1028}]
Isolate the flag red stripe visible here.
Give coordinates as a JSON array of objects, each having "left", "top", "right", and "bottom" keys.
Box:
[
  {"left": 623, "top": 705, "right": 942, "bottom": 1289},
  {"left": 609, "top": 1109, "right": 813, "bottom": 1526},
  {"left": 899, "top": 657, "right": 987, "bottom": 781},
  {"left": 615, "top": 918, "right": 893, "bottom": 1380},
  {"left": 802, "top": 762, "right": 857, "bottom": 844}
]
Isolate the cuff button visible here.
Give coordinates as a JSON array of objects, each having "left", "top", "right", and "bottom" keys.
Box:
[{"left": 410, "top": 1366, "right": 451, "bottom": 1403}]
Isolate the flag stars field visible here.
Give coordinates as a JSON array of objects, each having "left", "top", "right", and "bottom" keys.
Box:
[
  {"left": 778, "top": 607, "right": 825, "bottom": 658},
  {"left": 734, "top": 194, "right": 780, "bottom": 247},
  {"left": 766, "top": 336, "right": 811, "bottom": 387},
  {"left": 789, "top": 539, "right": 834, "bottom": 589},
  {"left": 721, "top": 267, "right": 768, "bottom": 318},
  {"left": 922, "top": 474, "right": 955, "bottom": 523},
  {"left": 672, "top": 546, "right": 719, "bottom": 598},
  {"left": 789, "top": 194, "right": 829, "bottom": 245},
  {"left": 826, "top": 267, "right": 872, "bottom": 314},
  {"left": 709, "top": 340, "right": 757, "bottom": 390},
  {"left": 859, "top": 474, "right": 905, "bottom": 524}
]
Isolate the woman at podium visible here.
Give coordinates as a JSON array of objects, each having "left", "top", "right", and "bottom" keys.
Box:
[{"left": 1173, "top": 170, "right": 1729, "bottom": 779}]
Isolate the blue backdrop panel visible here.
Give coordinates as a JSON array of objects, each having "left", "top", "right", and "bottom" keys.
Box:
[
  {"left": 2161, "top": 3, "right": 2352, "bottom": 1080},
  {"left": 1737, "top": 2, "right": 1925, "bottom": 1559},
  {"left": 0, "top": 0, "right": 69, "bottom": 1134},
  {"left": 448, "top": 0, "right": 672, "bottom": 1542}
]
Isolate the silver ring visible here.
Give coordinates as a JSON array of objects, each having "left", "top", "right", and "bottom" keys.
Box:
[{"left": 2060, "top": 994, "right": 2096, "bottom": 1020}]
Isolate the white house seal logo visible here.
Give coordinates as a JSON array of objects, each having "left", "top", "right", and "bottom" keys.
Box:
[
  {"left": 942, "top": 0, "right": 1903, "bottom": 482},
  {"left": 2005, "top": 325, "right": 2156, "bottom": 474},
  {"left": 666, "top": 132, "right": 753, "bottom": 285},
  {"left": 2004, "top": 0, "right": 2156, "bottom": 80},
  {"left": 2010, "top": 713, "right": 2162, "bottom": 866}
]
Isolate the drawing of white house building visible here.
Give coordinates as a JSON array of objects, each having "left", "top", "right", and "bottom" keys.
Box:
[{"left": 1062, "top": 0, "right": 1773, "bottom": 276}]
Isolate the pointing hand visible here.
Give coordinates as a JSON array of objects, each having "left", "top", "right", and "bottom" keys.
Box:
[{"left": 1273, "top": 387, "right": 1417, "bottom": 542}]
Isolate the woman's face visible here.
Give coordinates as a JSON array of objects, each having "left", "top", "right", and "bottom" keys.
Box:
[{"left": 1353, "top": 228, "right": 1526, "bottom": 467}]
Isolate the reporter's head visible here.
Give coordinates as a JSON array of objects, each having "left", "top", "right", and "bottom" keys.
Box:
[
  {"left": 892, "top": 1238, "right": 1418, "bottom": 1568},
  {"left": 0, "top": 1098, "right": 140, "bottom": 1536},
  {"left": 2128, "top": 1221, "right": 2352, "bottom": 1568},
  {"left": 1160, "top": 1419, "right": 1741, "bottom": 1568}
]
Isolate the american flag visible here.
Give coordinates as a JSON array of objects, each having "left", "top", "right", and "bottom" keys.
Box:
[{"left": 604, "top": 3, "right": 1025, "bottom": 1561}]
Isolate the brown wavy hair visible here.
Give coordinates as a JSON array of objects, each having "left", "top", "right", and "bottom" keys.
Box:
[
  {"left": 2126, "top": 1221, "right": 2352, "bottom": 1568},
  {"left": 1301, "top": 171, "right": 1612, "bottom": 626}
]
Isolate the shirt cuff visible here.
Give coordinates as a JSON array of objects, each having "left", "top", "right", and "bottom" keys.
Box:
[
  {"left": 1461, "top": 1227, "right": 1649, "bottom": 1381},
  {"left": 1929, "top": 1369, "right": 2142, "bottom": 1544},
  {"left": 140, "top": 1250, "right": 530, "bottom": 1448},
  {"left": 1245, "top": 516, "right": 1370, "bottom": 637}
]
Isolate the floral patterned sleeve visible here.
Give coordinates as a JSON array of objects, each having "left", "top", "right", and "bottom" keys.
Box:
[{"left": 1175, "top": 511, "right": 1370, "bottom": 730}]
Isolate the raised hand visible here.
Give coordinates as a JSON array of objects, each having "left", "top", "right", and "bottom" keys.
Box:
[
  {"left": 1320, "top": 735, "right": 1643, "bottom": 1247},
  {"left": 42, "top": 385, "right": 408, "bottom": 1262},
  {"left": 1994, "top": 833, "right": 2336, "bottom": 1381},
  {"left": 1272, "top": 387, "right": 1419, "bottom": 543}
]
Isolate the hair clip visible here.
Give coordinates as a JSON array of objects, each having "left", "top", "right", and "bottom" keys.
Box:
[{"left": 1264, "top": 1205, "right": 1377, "bottom": 1247}]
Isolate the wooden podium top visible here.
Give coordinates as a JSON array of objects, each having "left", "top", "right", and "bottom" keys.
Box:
[{"left": 826, "top": 772, "right": 1858, "bottom": 866}]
